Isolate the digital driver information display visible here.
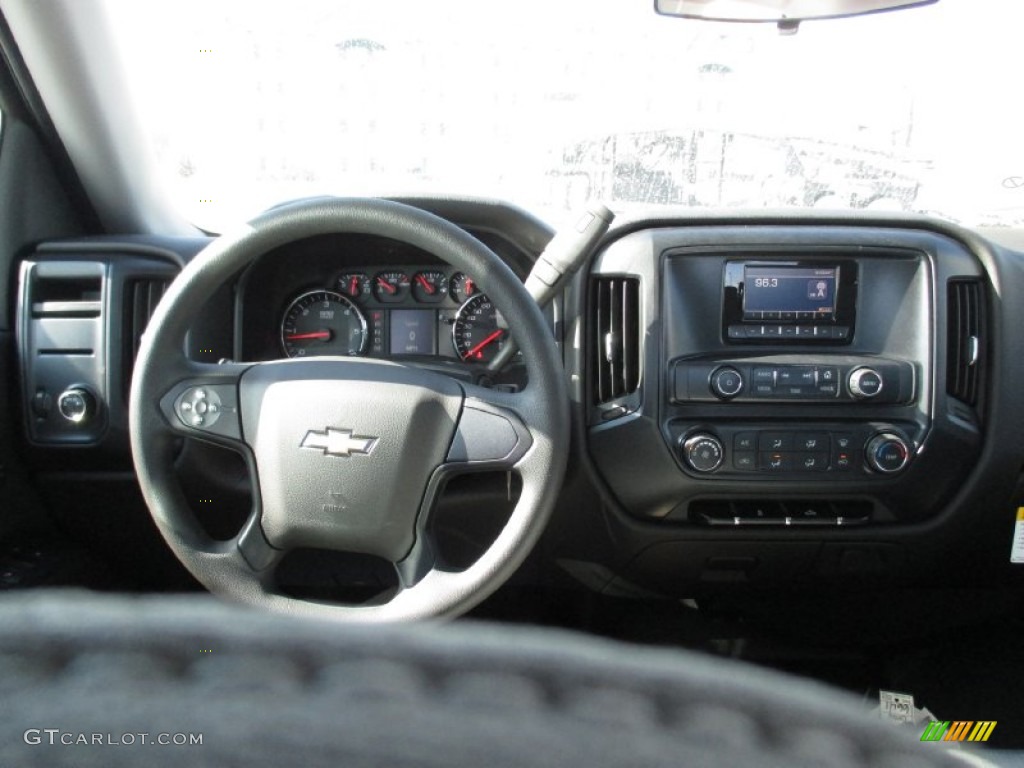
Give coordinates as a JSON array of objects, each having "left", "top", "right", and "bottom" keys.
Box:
[
  {"left": 389, "top": 309, "right": 436, "bottom": 355},
  {"left": 743, "top": 265, "right": 838, "bottom": 318}
]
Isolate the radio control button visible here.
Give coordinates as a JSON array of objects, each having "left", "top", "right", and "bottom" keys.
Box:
[
  {"left": 797, "top": 325, "right": 815, "bottom": 337},
  {"left": 778, "top": 367, "right": 816, "bottom": 386},
  {"left": 849, "top": 367, "right": 883, "bottom": 399},
  {"left": 781, "top": 325, "right": 799, "bottom": 337},
  {"left": 752, "top": 368, "right": 776, "bottom": 384},
  {"left": 814, "top": 326, "right": 836, "bottom": 339},
  {"left": 779, "top": 385, "right": 812, "bottom": 397},
  {"left": 833, "top": 326, "right": 851, "bottom": 340},
  {"left": 727, "top": 325, "right": 746, "bottom": 340},
  {"left": 763, "top": 326, "right": 782, "bottom": 337},
  {"left": 753, "top": 384, "right": 774, "bottom": 396},
  {"left": 817, "top": 382, "right": 839, "bottom": 397},
  {"left": 710, "top": 367, "right": 744, "bottom": 399}
]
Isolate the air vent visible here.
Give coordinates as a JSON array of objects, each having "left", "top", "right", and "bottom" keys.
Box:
[
  {"left": 946, "top": 279, "right": 985, "bottom": 408},
  {"left": 591, "top": 276, "right": 641, "bottom": 408},
  {"left": 123, "top": 278, "right": 170, "bottom": 398}
]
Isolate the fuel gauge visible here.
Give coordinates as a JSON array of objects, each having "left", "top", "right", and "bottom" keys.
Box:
[{"left": 337, "top": 273, "right": 370, "bottom": 300}]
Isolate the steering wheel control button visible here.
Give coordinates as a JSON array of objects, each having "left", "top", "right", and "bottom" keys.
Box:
[
  {"left": 848, "top": 367, "right": 883, "bottom": 399},
  {"left": 57, "top": 387, "right": 96, "bottom": 425},
  {"left": 177, "top": 387, "right": 222, "bottom": 428},
  {"left": 710, "top": 366, "right": 744, "bottom": 399},
  {"left": 865, "top": 433, "right": 910, "bottom": 474},
  {"left": 681, "top": 434, "right": 724, "bottom": 473},
  {"left": 170, "top": 384, "right": 241, "bottom": 440}
]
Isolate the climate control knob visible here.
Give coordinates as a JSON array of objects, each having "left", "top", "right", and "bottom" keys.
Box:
[
  {"left": 681, "top": 433, "right": 724, "bottom": 473},
  {"left": 848, "top": 367, "right": 883, "bottom": 399},
  {"left": 865, "top": 433, "right": 910, "bottom": 474},
  {"left": 710, "top": 366, "right": 744, "bottom": 399},
  {"left": 57, "top": 387, "right": 96, "bottom": 425}
]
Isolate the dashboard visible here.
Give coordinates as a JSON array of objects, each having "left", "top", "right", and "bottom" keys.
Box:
[{"left": 12, "top": 201, "right": 1024, "bottom": 603}]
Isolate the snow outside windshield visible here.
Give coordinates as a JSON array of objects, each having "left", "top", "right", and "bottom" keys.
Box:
[{"left": 105, "top": 0, "right": 1024, "bottom": 230}]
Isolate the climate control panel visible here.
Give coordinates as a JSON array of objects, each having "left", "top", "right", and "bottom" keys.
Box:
[{"left": 670, "top": 423, "right": 915, "bottom": 478}]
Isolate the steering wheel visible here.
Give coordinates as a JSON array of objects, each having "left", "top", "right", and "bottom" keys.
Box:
[{"left": 129, "top": 198, "right": 570, "bottom": 620}]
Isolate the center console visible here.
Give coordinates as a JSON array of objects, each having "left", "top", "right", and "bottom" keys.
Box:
[{"left": 585, "top": 225, "right": 985, "bottom": 528}]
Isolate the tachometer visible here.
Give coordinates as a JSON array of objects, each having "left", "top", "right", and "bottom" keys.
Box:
[
  {"left": 452, "top": 294, "right": 507, "bottom": 362},
  {"left": 280, "top": 290, "right": 368, "bottom": 358}
]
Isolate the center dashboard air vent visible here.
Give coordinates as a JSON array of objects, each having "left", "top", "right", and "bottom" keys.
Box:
[
  {"left": 946, "top": 279, "right": 985, "bottom": 414},
  {"left": 590, "top": 276, "right": 641, "bottom": 420}
]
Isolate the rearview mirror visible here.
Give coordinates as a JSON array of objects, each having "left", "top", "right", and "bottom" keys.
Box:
[{"left": 655, "top": 0, "right": 937, "bottom": 24}]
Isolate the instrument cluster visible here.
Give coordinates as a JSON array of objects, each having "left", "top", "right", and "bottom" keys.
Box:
[{"left": 278, "top": 267, "right": 508, "bottom": 363}]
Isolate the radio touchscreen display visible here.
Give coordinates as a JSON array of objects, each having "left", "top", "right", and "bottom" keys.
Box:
[{"left": 743, "top": 265, "right": 837, "bottom": 319}]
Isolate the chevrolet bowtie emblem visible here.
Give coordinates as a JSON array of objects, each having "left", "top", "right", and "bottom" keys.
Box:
[{"left": 300, "top": 428, "right": 378, "bottom": 458}]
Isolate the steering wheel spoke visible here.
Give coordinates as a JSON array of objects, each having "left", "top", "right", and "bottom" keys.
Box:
[
  {"left": 445, "top": 383, "right": 535, "bottom": 472},
  {"left": 156, "top": 361, "right": 252, "bottom": 450}
]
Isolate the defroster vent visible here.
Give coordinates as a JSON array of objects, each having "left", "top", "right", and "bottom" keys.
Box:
[
  {"left": 591, "top": 277, "right": 641, "bottom": 413},
  {"left": 946, "top": 279, "right": 985, "bottom": 409}
]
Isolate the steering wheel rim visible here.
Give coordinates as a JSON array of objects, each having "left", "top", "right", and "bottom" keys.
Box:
[{"left": 129, "top": 197, "right": 570, "bottom": 621}]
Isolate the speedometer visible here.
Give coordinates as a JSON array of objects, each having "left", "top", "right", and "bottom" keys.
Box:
[
  {"left": 280, "top": 290, "right": 368, "bottom": 358},
  {"left": 452, "top": 294, "right": 507, "bottom": 362}
]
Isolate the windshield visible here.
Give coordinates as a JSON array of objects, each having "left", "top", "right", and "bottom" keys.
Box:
[{"left": 105, "top": 0, "right": 1024, "bottom": 230}]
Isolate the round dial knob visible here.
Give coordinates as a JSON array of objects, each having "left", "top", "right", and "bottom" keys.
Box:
[
  {"left": 681, "top": 433, "right": 724, "bottom": 473},
  {"left": 848, "top": 367, "right": 883, "bottom": 399},
  {"left": 865, "top": 433, "right": 910, "bottom": 474},
  {"left": 57, "top": 387, "right": 96, "bottom": 425},
  {"left": 710, "top": 366, "right": 744, "bottom": 399}
]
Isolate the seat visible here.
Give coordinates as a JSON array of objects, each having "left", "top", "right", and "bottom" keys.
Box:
[{"left": 0, "top": 591, "right": 1003, "bottom": 768}]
